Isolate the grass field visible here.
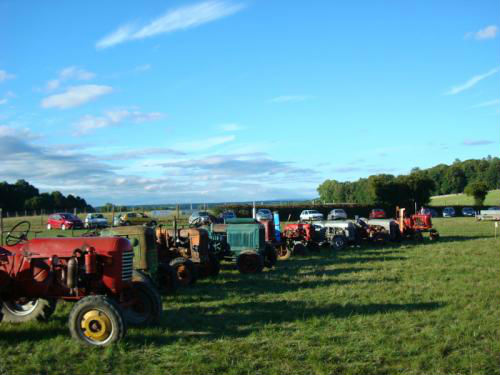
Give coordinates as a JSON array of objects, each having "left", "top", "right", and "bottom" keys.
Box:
[
  {"left": 0, "top": 218, "right": 499, "bottom": 374},
  {"left": 430, "top": 189, "right": 500, "bottom": 207}
]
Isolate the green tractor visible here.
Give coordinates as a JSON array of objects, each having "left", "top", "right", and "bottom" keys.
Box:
[
  {"left": 100, "top": 226, "right": 177, "bottom": 294},
  {"left": 205, "top": 219, "right": 277, "bottom": 274}
]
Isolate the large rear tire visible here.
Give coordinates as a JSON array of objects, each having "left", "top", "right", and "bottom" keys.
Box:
[
  {"left": 122, "top": 281, "right": 162, "bottom": 326},
  {"left": 0, "top": 298, "right": 57, "bottom": 323},
  {"left": 69, "top": 295, "right": 125, "bottom": 347},
  {"left": 263, "top": 244, "right": 277, "bottom": 268},
  {"left": 237, "top": 252, "right": 264, "bottom": 274}
]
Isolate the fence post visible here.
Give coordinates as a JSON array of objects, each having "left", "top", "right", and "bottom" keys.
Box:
[
  {"left": 41, "top": 209, "right": 44, "bottom": 227},
  {"left": 74, "top": 207, "right": 77, "bottom": 216},
  {"left": 111, "top": 205, "right": 115, "bottom": 227},
  {"left": 0, "top": 208, "right": 3, "bottom": 246},
  {"left": 176, "top": 205, "right": 180, "bottom": 218}
]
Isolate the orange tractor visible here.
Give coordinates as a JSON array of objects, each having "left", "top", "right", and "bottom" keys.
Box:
[{"left": 155, "top": 226, "right": 220, "bottom": 286}]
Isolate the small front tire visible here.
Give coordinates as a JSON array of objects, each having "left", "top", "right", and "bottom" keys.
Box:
[{"left": 69, "top": 295, "right": 125, "bottom": 347}]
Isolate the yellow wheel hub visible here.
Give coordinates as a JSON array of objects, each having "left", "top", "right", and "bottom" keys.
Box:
[{"left": 81, "top": 310, "right": 112, "bottom": 342}]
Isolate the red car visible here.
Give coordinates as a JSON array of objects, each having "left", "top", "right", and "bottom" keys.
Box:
[
  {"left": 369, "top": 209, "right": 386, "bottom": 219},
  {"left": 47, "top": 213, "right": 84, "bottom": 230}
]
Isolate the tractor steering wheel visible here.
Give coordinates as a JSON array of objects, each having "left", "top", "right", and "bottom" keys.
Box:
[{"left": 5, "top": 220, "right": 31, "bottom": 246}]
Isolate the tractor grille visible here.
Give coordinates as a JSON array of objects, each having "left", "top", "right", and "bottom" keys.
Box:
[{"left": 121, "top": 250, "right": 134, "bottom": 281}]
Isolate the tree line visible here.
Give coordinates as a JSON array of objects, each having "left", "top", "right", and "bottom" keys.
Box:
[
  {"left": 317, "top": 156, "right": 500, "bottom": 207},
  {"left": 0, "top": 180, "right": 92, "bottom": 212}
]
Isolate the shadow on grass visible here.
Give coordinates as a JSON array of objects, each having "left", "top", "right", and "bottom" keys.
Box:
[
  {"left": 0, "top": 324, "right": 67, "bottom": 343},
  {"left": 334, "top": 256, "right": 408, "bottom": 264},
  {"left": 128, "top": 300, "right": 445, "bottom": 346}
]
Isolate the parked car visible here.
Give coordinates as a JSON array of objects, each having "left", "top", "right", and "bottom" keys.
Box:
[
  {"left": 369, "top": 208, "right": 386, "bottom": 219},
  {"left": 300, "top": 210, "right": 324, "bottom": 221},
  {"left": 461, "top": 207, "right": 475, "bottom": 217},
  {"left": 488, "top": 206, "right": 500, "bottom": 210},
  {"left": 220, "top": 210, "right": 236, "bottom": 221},
  {"left": 84, "top": 213, "right": 108, "bottom": 228},
  {"left": 47, "top": 213, "right": 84, "bottom": 230},
  {"left": 256, "top": 209, "right": 273, "bottom": 221},
  {"left": 442, "top": 207, "right": 455, "bottom": 217},
  {"left": 327, "top": 209, "right": 347, "bottom": 220},
  {"left": 429, "top": 208, "right": 438, "bottom": 218},
  {"left": 189, "top": 211, "right": 212, "bottom": 225},
  {"left": 119, "top": 212, "right": 157, "bottom": 226}
]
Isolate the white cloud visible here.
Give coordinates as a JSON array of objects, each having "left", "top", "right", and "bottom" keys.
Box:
[
  {"left": 219, "top": 123, "right": 243, "bottom": 131},
  {"left": 96, "top": 1, "right": 244, "bottom": 49},
  {"left": 41, "top": 84, "right": 113, "bottom": 109},
  {"left": 444, "top": 67, "right": 499, "bottom": 95},
  {"left": 0, "top": 125, "right": 39, "bottom": 140},
  {"left": 74, "top": 109, "right": 165, "bottom": 135},
  {"left": 45, "top": 66, "right": 96, "bottom": 91},
  {"left": 469, "top": 98, "right": 500, "bottom": 109},
  {"left": 269, "top": 95, "right": 310, "bottom": 103},
  {"left": 175, "top": 135, "right": 235, "bottom": 151},
  {"left": 463, "top": 139, "right": 495, "bottom": 146},
  {"left": 465, "top": 25, "right": 498, "bottom": 40},
  {"left": 0, "top": 99, "right": 6, "bottom": 105},
  {"left": 0, "top": 70, "right": 15, "bottom": 82}
]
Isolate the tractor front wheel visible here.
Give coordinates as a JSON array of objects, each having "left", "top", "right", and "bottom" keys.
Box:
[
  {"left": 122, "top": 281, "right": 162, "bottom": 326},
  {"left": 237, "top": 252, "right": 264, "bottom": 274},
  {"left": 158, "top": 263, "right": 178, "bottom": 294},
  {"left": 69, "top": 295, "right": 125, "bottom": 346},
  {"left": 277, "top": 244, "right": 292, "bottom": 260},
  {"left": 207, "top": 253, "right": 221, "bottom": 277},
  {"left": 331, "top": 236, "right": 346, "bottom": 250},
  {"left": 0, "top": 298, "right": 57, "bottom": 323},
  {"left": 292, "top": 242, "right": 308, "bottom": 256},
  {"left": 169, "top": 258, "right": 197, "bottom": 287}
]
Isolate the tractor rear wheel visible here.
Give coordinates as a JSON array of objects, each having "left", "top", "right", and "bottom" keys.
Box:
[
  {"left": 158, "top": 263, "right": 178, "bottom": 294},
  {"left": 277, "top": 244, "right": 292, "bottom": 260},
  {"left": 263, "top": 244, "right": 277, "bottom": 268},
  {"left": 429, "top": 230, "right": 440, "bottom": 241},
  {"left": 292, "top": 242, "right": 308, "bottom": 256},
  {"left": 169, "top": 257, "right": 197, "bottom": 287},
  {"left": 331, "top": 236, "right": 346, "bottom": 250},
  {"left": 307, "top": 242, "right": 320, "bottom": 252},
  {"left": 69, "top": 295, "right": 125, "bottom": 346},
  {"left": 0, "top": 298, "right": 57, "bottom": 323},
  {"left": 237, "top": 252, "right": 264, "bottom": 274},
  {"left": 122, "top": 281, "right": 162, "bottom": 326}
]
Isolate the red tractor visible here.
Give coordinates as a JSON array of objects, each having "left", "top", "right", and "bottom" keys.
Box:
[
  {"left": 279, "top": 223, "right": 319, "bottom": 259},
  {"left": 395, "top": 208, "right": 439, "bottom": 241},
  {"left": 0, "top": 221, "right": 162, "bottom": 346}
]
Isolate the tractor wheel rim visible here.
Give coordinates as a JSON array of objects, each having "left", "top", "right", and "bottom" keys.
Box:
[
  {"left": 176, "top": 265, "right": 191, "bottom": 285},
  {"left": 4, "top": 299, "right": 39, "bottom": 316},
  {"left": 81, "top": 310, "right": 113, "bottom": 343}
]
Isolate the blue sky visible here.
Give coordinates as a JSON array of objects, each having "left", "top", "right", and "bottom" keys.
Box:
[{"left": 1, "top": 0, "right": 499, "bottom": 205}]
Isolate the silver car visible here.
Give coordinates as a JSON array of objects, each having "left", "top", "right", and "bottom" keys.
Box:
[
  {"left": 327, "top": 209, "right": 348, "bottom": 220},
  {"left": 85, "top": 213, "right": 108, "bottom": 228}
]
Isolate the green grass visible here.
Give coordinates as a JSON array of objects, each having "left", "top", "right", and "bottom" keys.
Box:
[
  {"left": 430, "top": 189, "right": 500, "bottom": 206},
  {"left": 1, "top": 218, "right": 499, "bottom": 374}
]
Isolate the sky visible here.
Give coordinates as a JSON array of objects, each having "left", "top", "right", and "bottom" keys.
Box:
[{"left": 0, "top": 0, "right": 499, "bottom": 205}]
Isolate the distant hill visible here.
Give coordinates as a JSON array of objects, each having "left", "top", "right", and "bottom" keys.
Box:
[{"left": 429, "top": 190, "right": 500, "bottom": 206}]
